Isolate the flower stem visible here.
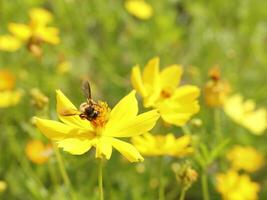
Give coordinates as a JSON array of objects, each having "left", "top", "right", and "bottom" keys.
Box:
[
  {"left": 158, "top": 157, "right": 165, "bottom": 200},
  {"left": 53, "top": 142, "right": 76, "bottom": 200},
  {"left": 98, "top": 159, "right": 104, "bottom": 200},
  {"left": 201, "top": 172, "right": 210, "bottom": 200},
  {"left": 179, "top": 187, "right": 187, "bottom": 200},
  {"left": 214, "top": 108, "right": 222, "bottom": 140}
]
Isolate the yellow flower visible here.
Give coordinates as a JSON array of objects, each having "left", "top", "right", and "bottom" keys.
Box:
[
  {"left": 0, "top": 70, "right": 15, "bottom": 91},
  {"left": 131, "top": 57, "right": 200, "bottom": 126},
  {"left": 0, "top": 35, "right": 21, "bottom": 52},
  {"left": 226, "top": 146, "right": 264, "bottom": 173},
  {"left": 57, "top": 60, "right": 72, "bottom": 74},
  {"left": 0, "top": 181, "right": 7, "bottom": 193},
  {"left": 25, "top": 140, "right": 53, "bottom": 164},
  {"left": 0, "top": 69, "right": 22, "bottom": 108},
  {"left": 124, "top": 0, "right": 153, "bottom": 20},
  {"left": 216, "top": 170, "right": 260, "bottom": 200},
  {"left": 204, "top": 67, "right": 230, "bottom": 107},
  {"left": 224, "top": 94, "right": 267, "bottom": 135},
  {"left": 0, "top": 7, "right": 60, "bottom": 54},
  {"left": 35, "top": 90, "right": 159, "bottom": 162},
  {"left": 132, "top": 133, "right": 193, "bottom": 157}
]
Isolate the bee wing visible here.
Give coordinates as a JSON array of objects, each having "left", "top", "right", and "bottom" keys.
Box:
[
  {"left": 82, "top": 80, "right": 92, "bottom": 100},
  {"left": 59, "top": 108, "right": 81, "bottom": 116}
]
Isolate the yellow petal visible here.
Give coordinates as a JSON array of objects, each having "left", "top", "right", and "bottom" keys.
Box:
[
  {"left": 29, "top": 8, "right": 53, "bottom": 25},
  {"left": 107, "top": 90, "right": 138, "bottom": 126},
  {"left": 160, "top": 65, "right": 183, "bottom": 92},
  {"left": 171, "top": 85, "right": 200, "bottom": 103},
  {"left": 124, "top": 0, "right": 153, "bottom": 20},
  {"left": 131, "top": 65, "right": 147, "bottom": 97},
  {"left": 0, "top": 35, "right": 22, "bottom": 52},
  {"left": 34, "top": 117, "right": 77, "bottom": 140},
  {"left": 56, "top": 90, "right": 93, "bottom": 130},
  {"left": 142, "top": 57, "right": 160, "bottom": 87},
  {"left": 0, "top": 90, "right": 22, "bottom": 107},
  {"left": 111, "top": 138, "right": 144, "bottom": 162},
  {"left": 142, "top": 57, "right": 161, "bottom": 107},
  {"left": 95, "top": 137, "right": 112, "bottom": 160},
  {"left": 8, "top": 23, "right": 31, "bottom": 41},
  {"left": 57, "top": 138, "right": 92, "bottom": 155},
  {"left": 35, "top": 27, "right": 60, "bottom": 45},
  {"left": 243, "top": 108, "right": 267, "bottom": 135},
  {"left": 105, "top": 109, "right": 159, "bottom": 137}
]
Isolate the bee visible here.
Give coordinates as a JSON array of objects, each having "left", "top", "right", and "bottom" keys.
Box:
[{"left": 60, "top": 81, "right": 100, "bottom": 121}]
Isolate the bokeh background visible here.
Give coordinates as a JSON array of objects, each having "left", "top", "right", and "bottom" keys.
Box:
[{"left": 0, "top": 0, "right": 267, "bottom": 199}]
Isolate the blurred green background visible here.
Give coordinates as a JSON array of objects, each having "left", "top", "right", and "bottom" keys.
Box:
[{"left": 0, "top": 0, "right": 267, "bottom": 199}]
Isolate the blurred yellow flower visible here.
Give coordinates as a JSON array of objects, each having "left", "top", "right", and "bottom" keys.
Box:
[
  {"left": 0, "top": 35, "right": 21, "bottom": 52},
  {"left": 35, "top": 90, "right": 159, "bottom": 162},
  {"left": 0, "top": 70, "right": 15, "bottom": 91},
  {"left": 132, "top": 133, "right": 193, "bottom": 157},
  {"left": 0, "top": 7, "right": 60, "bottom": 55},
  {"left": 0, "top": 69, "right": 22, "bottom": 108},
  {"left": 57, "top": 60, "right": 72, "bottom": 74},
  {"left": 224, "top": 94, "right": 267, "bottom": 135},
  {"left": 0, "top": 181, "right": 7, "bottom": 193},
  {"left": 131, "top": 57, "right": 200, "bottom": 126},
  {"left": 124, "top": 0, "right": 153, "bottom": 20},
  {"left": 30, "top": 88, "right": 49, "bottom": 109},
  {"left": 216, "top": 170, "right": 260, "bottom": 200},
  {"left": 25, "top": 140, "right": 53, "bottom": 164},
  {"left": 204, "top": 67, "right": 230, "bottom": 107},
  {"left": 226, "top": 146, "right": 264, "bottom": 173}
]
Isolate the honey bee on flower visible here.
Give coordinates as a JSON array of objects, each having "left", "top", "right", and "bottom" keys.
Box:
[
  {"left": 0, "top": 8, "right": 60, "bottom": 57},
  {"left": 34, "top": 81, "right": 159, "bottom": 162},
  {"left": 131, "top": 57, "right": 200, "bottom": 126}
]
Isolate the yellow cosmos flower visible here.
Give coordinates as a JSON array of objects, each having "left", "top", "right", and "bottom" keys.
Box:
[
  {"left": 224, "top": 94, "right": 267, "bottom": 135},
  {"left": 204, "top": 67, "right": 230, "bottom": 107},
  {"left": 216, "top": 170, "right": 260, "bottom": 200},
  {"left": 0, "top": 181, "right": 7, "bottom": 193},
  {"left": 132, "top": 133, "right": 193, "bottom": 157},
  {"left": 226, "top": 146, "right": 264, "bottom": 173},
  {"left": 34, "top": 90, "right": 159, "bottom": 162},
  {"left": 0, "top": 35, "right": 22, "bottom": 52},
  {"left": 124, "top": 0, "right": 153, "bottom": 20},
  {"left": 25, "top": 140, "right": 53, "bottom": 164},
  {"left": 0, "top": 69, "right": 22, "bottom": 108},
  {"left": 131, "top": 57, "right": 200, "bottom": 126},
  {"left": 0, "top": 7, "right": 60, "bottom": 53}
]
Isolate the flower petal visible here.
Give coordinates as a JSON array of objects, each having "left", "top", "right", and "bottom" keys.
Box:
[
  {"left": 107, "top": 90, "right": 138, "bottom": 127},
  {"left": 131, "top": 65, "right": 147, "bottom": 97},
  {"left": 171, "top": 85, "right": 200, "bottom": 103},
  {"left": 34, "top": 117, "right": 77, "bottom": 140},
  {"left": 56, "top": 90, "right": 93, "bottom": 130},
  {"left": 111, "top": 138, "right": 144, "bottom": 162},
  {"left": 95, "top": 137, "right": 112, "bottom": 160},
  {"left": 160, "top": 65, "right": 183, "bottom": 92},
  {"left": 29, "top": 8, "right": 53, "bottom": 25},
  {"left": 0, "top": 35, "right": 22, "bottom": 52},
  {"left": 8, "top": 23, "right": 31, "bottom": 41},
  {"left": 124, "top": 0, "right": 153, "bottom": 20},
  {"left": 36, "top": 27, "right": 60, "bottom": 45},
  {"left": 105, "top": 109, "right": 159, "bottom": 137},
  {"left": 56, "top": 138, "right": 92, "bottom": 155}
]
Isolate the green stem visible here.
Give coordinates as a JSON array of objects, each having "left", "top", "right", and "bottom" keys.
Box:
[
  {"left": 201, "top": 172, "right": 210, "bottom": 200},
  {"left": 158, "top": 157, "right": 165, "bottom": 200},
  {"left": 179, "top": 187, "right": 187, "bottom": 200},
  {"left": 214, "top": 109, "right": 222, "bottom": 140},
  {"left": 98, "top": 159, "right": 104, "bottom": 200},
  {"left": 53, "top": 143, "right": 76, "bottom": 200}
]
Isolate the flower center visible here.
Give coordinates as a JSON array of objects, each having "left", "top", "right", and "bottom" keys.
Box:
[
  {"left": 87, "top": 101, "right": 110, "bottom": 129},
  {"left": 160, "top": 89, "right": 171, "bottom": 99}
]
